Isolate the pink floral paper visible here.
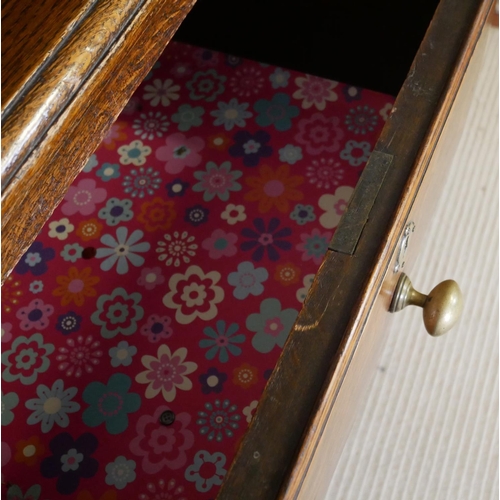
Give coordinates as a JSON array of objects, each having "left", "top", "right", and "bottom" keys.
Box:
[{"left": 1, "top": 41, "right": 393, "bottom": 499}]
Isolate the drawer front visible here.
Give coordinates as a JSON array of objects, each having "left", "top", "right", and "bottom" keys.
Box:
[{"left": 287, "top": 21, "right": 489, "bottom": 500}]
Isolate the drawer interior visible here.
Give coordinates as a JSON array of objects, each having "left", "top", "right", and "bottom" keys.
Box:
[{"left": 1, "top": 2, "right": 445, "bottom": 499}]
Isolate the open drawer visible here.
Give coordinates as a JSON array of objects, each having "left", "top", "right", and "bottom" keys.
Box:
[{"left": 1, "top": 0, "right": 493, "bottom": 498}]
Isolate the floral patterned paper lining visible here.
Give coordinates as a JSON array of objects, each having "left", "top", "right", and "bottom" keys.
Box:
[{"left": 1, "top": 42, "right": 393, "bottom": 499}]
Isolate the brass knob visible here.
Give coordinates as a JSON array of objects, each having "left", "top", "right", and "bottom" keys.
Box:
[{"left": 389, "top": 273, "right": 463, "bottom": 336}]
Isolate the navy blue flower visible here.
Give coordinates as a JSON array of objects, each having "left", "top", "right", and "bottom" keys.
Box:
[
  {"left": 185, "top": 205, "right": 209, "bottom": 226},
  {"left": 56, "top": 312, "right": 82, "bottom": 335},
  {"left": 199, "top": 367, "right": 228, "bottom": 394},
  {"left": 342, "top": 84, "right": 363, "bottom": 102},
  {"left": 40, "top": 432, "right": 98, "bottom": 495},
  {"left": 166, "top": 178, "right": 190, "bottom": 197},
  {"left": 15, "top": 241, "right": 55, "bottom": 276},
  {"left": 240, "top": 218, "right": 292, "bottom": 262},
  {"left": 229, "top": 130, "right": 272, "bottom": 167},
  {"left": 225, "top": 54, "right": 243, "bottom": 68}
]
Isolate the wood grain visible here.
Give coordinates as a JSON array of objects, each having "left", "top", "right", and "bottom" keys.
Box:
[
  {"left": 1, "top": 0, "right": 97, "bottom": 114},
  {"left": 217, "top": 0, "right": 491, "bottom": 498},
  {"left": 1, "top": 0, "right": 196, "bottom": 284}
]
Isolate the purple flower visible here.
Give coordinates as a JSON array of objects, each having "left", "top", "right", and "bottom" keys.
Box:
[
  {"left": 15, "top": 241, "right": 55, "bottom": 276},
  {"left": 40, "top": 432, "right": 99, "bottom": 495},
  {"left": 229, "top": 130, "right": 272, "bottom": 167},
  {"left": 184, "top": 205, "right": 209, "bottom": 227},
  {"left": 166, "top": 178, "right": 190, "bottom": 197},
  {"left": 56, "top": 312, "right": 82, "bottom": 335},
  {"left": 240, "top": 218, "right": 292, "bottom": 262},
  {"left": 199, "top": 367, "right": 227, "bottom": 394}
]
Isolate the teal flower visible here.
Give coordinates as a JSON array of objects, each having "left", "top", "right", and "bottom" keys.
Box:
[
  {"left": 26, "top": 379, "right": 80, "bottom": 433},
  {"left": 187, "top": 70, "right": 226, "bottom": 102},
  {"left": 279, "top": 144, "right": 303, "bottom": 165},
  {"left": 339, "top": 140, "right": 372, "bottom": 167},
  {"left": 2, "top": 333, "right": 54, "bottom": 385},
  {"left": 210, "top": 98, "right": 252, "bottom": 130},
  {"left": 172, "top": 104, "right": 204, "bottom": 131},
  {"left": 60, "top": 243, "right": 83, "bottom": 263},
  {"left": 345, "top": 105, "right": 378, "bottom": 134},
  {"left": 227, "top": 261, "right": 268, "bottom": 299},
  {"left": 246, "top": 298, "right": 298, "bottom": 353},
  {"left": 192, "top": 161, "right": 242, "bottom": 202},
  {"left": 98, "top": 198, "right": 134, "bottom": 226},
  {"left": 254, "top": 93, "right": 300, "bottom": 131},
  {"left": 199, "top": 321, "right": 245, "bottom": 363},
  {"left": 105, "top": 456, "right": 137, "bottom": 489},
  {"left": 82, "top": 154, "right": 98, "bottom": 173},
  {"left": 185, "top": 450, "right": 227, "bottom": 493},
  {"left": 290, "top": 204, "right": 316, "bottom": 225},
  {"left": 2, "top": 391, "right": 19, "bottom": 425},
  {"left": 197, "top": 399, "right": 241, "bottom": 442},
  {"left": 82, "top": 373, "right": 140, "bottom": 434},
  {"left": 269, "top": 68, "right": 290, "bottom": 89},
  {"left": 96, "top": 163, "right": 120, "bottom": 182},
  {"left": 122, "top": 167, "right": 161, "bottom": 198},
  {"left": 91, "top": 287, "right": 143, "bottom": 338},
  {"left": 296, "top": 228, "right": 332, "bottom": 264},
  {"left": 7, "top": 484, "right": 41, "bottom": 500},
  {"left": 109, "top": 341, "right": 137, "bottom": 367},
  {"left": 96, "top": 227, "right": 150, "bottom": 274}
]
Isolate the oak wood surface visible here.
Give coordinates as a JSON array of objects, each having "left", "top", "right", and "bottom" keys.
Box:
[
  {"left": 217, "top": 0, "right": 492, "bottom": 498},
  {"left": 1, "top": 0, "right": 196, "bottom": 284},
  {"left": 1, "top": 0, "right": 97, "bottom": 114}
]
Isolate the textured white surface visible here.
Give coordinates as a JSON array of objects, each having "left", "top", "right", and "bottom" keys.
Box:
[{"left": 326, "top": 26, "right": 499, "bottom": 500}]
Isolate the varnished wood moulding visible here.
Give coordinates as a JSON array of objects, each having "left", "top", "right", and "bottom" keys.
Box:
[
  {"left": 217, "top": 0, "right": 491, "bottom": 498},
  {"left": 1, "top": 0, "right": 98, "bottom": 115},
  {"left": 1, "top": 0, "right": 196, "bottom": 284}
]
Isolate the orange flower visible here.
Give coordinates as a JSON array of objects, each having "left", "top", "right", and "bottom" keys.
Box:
[
  {"left": 77, "top": 490, "right": 117, "bottom": 500},
  {"left": 102, "top": 121, "right": 127, "bottom": 150},
  {"left": 274, "top": 262, "right": 301, "bottom": 286},
  {"left": 14, "top": 436, "right": 45, "bottom": 466},
  {"left": 137, "top": 197, "right": 176, "bottom": 232},
  {"left": 233, "top": 363, "right": 259, "bottom": 389},
  {"left": 76, "top": 218, "right": 104, "bottom": 241},
  {"left": 52, "top": 267, "right": 100, "bottom": 306},
  {"left": 208, "top": 133, "right": 231, "bottom": 151},
  {"left": 2, "top": 274, "right": 23, "bottom": 313},
  {"left": 244, "top": 164, "right": 303, "bottom": 213}
]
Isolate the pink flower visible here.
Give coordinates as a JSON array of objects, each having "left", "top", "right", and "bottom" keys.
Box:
[
  {"left": 136, "top": 345, "right": 197, "bottom": 401},
  {"left": 295, "top": 113, "right": 344, "bottom": 155},
  {"left": 138, "top": 478, "right": 187, "bottom": 500},
  {"left": 16, "top": 299, "right": 54, "bottom": 331},
  {"left": 202, "top": 229, "right": 238, "bottom": 259},
  {"left": 61, "top": 178, "right": 107, "bottom": 216},
  {"left": 296, "top": 228, "right": 333, "bottom": 265},
  {"left": 137, "top": 267, "right": 165, "bottom": 290},
  {"left": 56, "top": 335, "right": 103, "bottom": 378},
  {"left": 130, "top": 406, "right": 194, "bottom": 474},
  {"left": 1, "top": 322, "right": 13, "bottom": 343},
  {"left": 140, "top": 314, "right": 174, "bottom": 343},
  {"left": 293, "top": 75, "right": 338, "bottom": 110},
  {"left": 156, "top": 133, "right": 204, "bottom": 174}
]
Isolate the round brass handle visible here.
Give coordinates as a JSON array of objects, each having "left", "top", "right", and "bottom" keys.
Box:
[{"left": 389, "top": 273, "right": 463, "bottom": 336}]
